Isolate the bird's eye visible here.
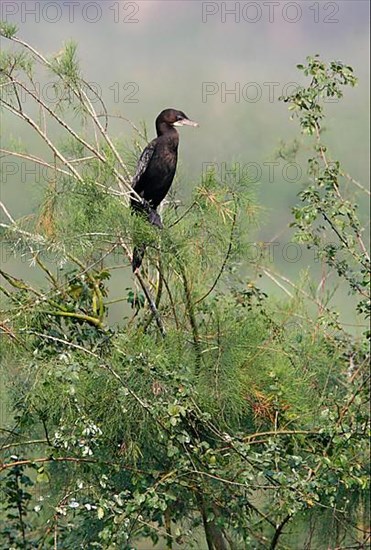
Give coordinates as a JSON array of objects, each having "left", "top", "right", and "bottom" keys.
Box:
[{"left": 176, "top": 114, "right": 183, "bottom": 120}]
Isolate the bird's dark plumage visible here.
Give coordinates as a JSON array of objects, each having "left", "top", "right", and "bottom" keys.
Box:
[{"left": 131, "top": 108, "right": 198, "bottom": 270}]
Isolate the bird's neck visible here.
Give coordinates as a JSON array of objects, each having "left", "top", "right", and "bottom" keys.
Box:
[{"left": 156, "top": 122, "right": 179, "bottom": 138}]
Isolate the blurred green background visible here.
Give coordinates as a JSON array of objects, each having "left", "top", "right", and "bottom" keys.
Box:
[{"left": 1, "top": 0, "right": 370, "bottom": 330}]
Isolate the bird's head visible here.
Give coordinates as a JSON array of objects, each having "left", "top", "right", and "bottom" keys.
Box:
[{"left": 156, "top": 109, "right": 198, "bottom": 135}]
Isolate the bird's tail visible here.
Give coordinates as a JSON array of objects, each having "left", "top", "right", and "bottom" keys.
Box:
[{"left": 132, "top": 243, "right": 147, "bottom": 272}]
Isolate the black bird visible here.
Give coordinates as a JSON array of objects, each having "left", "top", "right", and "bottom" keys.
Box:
[{"left": 130, "top": 108, "right": 198, "bottom": 271}]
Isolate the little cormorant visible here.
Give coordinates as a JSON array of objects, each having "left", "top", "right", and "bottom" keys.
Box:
[{"left": 131, "top": 108, "right": 198, "bottom": 271}]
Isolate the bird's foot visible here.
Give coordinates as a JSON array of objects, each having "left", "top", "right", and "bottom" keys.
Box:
[{"left": 148, "top": 209, "right": 163, "bottom": 229}]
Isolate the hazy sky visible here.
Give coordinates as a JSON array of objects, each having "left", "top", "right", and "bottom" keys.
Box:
[{"left": 2, "top": 1, "right": 369, "bottom": 200}]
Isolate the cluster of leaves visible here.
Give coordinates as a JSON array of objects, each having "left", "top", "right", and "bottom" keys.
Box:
[
  {"left": 280, "top": 55, "right": 370, "bottom": 332},
  {"left": 283, "top": 56, "right": 357, "bottom": 135}
]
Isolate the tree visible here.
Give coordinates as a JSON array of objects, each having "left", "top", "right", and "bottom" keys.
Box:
[{"left": 0, "top": 26, "right": 369, "bottom": 549}]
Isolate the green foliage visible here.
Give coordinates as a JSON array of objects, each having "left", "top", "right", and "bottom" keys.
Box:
[
  {"left": 1, "top": 461, "right": 36, "bottom": 548},
  {"left": 0, "top": 38, "right": 369, "bottom": 550},
  {"left": 0, "top": 21, "right": 18, "bottom": 39},
  {"left": 282, "top": 55, "right": 357, "bottom": 135},
  {"left": 280, "top": 56, "right": 370, "bottom": 333},
  {"left": 49, "top": 41, "right": 81, "bottom": 85}
]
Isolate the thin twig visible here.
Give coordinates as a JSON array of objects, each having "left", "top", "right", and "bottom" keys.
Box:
[
  {"left": 262, "top": 268, "right": 293, "bottom": 298},
  {"left": 178, "top": 263, "right": 202, "bottom": 368},
  {"left": 195, "top": 203, "right": 237, "bottom": 304}
]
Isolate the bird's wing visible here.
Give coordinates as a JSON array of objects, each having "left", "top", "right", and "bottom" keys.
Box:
[{"left": 131, "top": 139, "right": 156, "bottom": 195}]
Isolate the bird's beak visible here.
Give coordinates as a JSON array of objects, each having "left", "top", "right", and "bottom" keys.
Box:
[{"left": 173, "top": 118, "right": 199, "bottom": 128}]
